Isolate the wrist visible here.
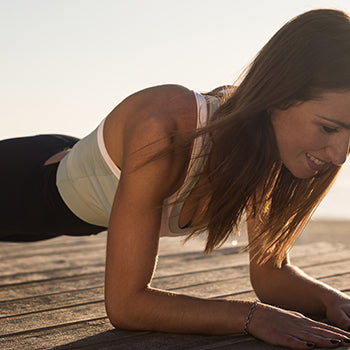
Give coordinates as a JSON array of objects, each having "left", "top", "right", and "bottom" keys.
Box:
[{"left": 244, "top": 299, "right": 259, "bottom": 335}]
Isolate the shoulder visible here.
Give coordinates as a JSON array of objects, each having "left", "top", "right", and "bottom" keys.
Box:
[
  {"left": 108, "top": 84, "right": 197, "bottom": 163},
  {"left": 128, "top": 84, "right": 196, "bottom": 107},
  {"left": 122, "top": 84, "right": 197, "bottom": 167},
  {"left": 123, "top": 84, "right": 197, "bottom": 132},
  {"left": 106, "top": 85, "right": 198, "bottom": 199},
  {"left": 104, "top": 84, "right": 198, "bottom": 168}
]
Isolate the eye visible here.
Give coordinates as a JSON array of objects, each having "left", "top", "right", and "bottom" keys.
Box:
[{"left": 322, "top": 126, "right": 339, "bottom": 134}]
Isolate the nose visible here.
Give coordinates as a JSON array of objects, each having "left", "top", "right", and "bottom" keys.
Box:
[{"left": 326, "top": 134, "right": 350, "bottom": 166}]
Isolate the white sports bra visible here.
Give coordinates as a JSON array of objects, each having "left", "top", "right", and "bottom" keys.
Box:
[{"left": 56, "top": 91, "right": 220, "bottom": 236}]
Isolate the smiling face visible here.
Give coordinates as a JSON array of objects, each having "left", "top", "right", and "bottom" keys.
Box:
[{"left": 270, "top": 90, "right": 350, "bottom": 179}]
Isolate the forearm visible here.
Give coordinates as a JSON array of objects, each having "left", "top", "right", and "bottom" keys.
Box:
[
  {"left": 106, "top": 286, "right": 253, "bottom": 334},
  {"left": 251, "top": 262, "right": 345, "bottom": 315}
]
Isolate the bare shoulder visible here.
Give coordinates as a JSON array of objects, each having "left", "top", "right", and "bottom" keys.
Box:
[
  {"left": 124, "top": 84, "right": 197, "bottom": 130},
  {"left": 104, "top": 84, "right": 197, "bottom": 173}
]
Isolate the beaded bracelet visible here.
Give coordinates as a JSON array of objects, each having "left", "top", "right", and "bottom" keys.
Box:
[{"left": 243, "top": 299, "right": 259, "bottom": 335}]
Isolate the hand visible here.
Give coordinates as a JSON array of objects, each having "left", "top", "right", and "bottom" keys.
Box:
[
  {"left": 325, "top": 292, "right": 350, "bottom": 331},
  {"left": 248, "top": 302, "right": 350, "bottom": 349}
]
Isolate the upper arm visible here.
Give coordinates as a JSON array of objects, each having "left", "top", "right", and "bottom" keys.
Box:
[
  {"left": 247, "top": 214, "right": 291, "bottom": 302},
  {"left": 247, "top": 213, "right": 289, "bottom": 274}
]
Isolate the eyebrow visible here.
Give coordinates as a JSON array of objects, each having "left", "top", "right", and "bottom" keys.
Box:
[{"left": 316, "top": 115, "right": 350, "bottom": 130}]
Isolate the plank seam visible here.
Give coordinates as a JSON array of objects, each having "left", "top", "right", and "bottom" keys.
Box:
[
  {"left": 0, "top": 271, "right": 104, "bottom": 289},
  {"left": 0, "top": 298, "right": 105, "bottom": 320},
  {"left": 0, "top": 286, "right": 104, "bottom": 306},
  {"left": 0, "top": 316, "right": 109, "bottom": 339}
]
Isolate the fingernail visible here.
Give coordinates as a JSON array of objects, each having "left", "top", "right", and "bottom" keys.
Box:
[
  {"left": 306, "top": 342, "right": 314, "bottom": 347},
  {"left": 344, "top": 338, "right": 350, "bottom": 343},
  {"left": 330, "top": 339, "right": 341, "bottom": 344}
]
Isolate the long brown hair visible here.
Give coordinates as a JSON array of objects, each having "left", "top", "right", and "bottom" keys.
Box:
[{"left": 183, "top": 9, "right": 350, "bottom": 267}]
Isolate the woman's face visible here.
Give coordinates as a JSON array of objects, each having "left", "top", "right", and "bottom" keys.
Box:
[{"left": 271, "top": 90, "right": 350, "bottom": 179}]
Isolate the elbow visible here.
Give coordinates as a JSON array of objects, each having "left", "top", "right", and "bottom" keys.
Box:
[
  {"left": 251, "top": 284, "right": 271, "bottom": 305},
  {"left": 105, "top": 299, "right": 135, "bottom": 330},
  {"left": 105, "top": 302, "right": 124, "bottom": 330},
  {"left": 249, "top": 262, "right": 279, "bottom": 305},
  {"left": 105, "top": 294, "right": 147, "bottom": 331},
  {"left": 250, "top": 275, "right": 268, "bottom": 303}
]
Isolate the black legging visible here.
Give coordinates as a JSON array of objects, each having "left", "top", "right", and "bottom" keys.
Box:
[{"left": 0, "top": 134, "right": 106, "bottom": 242}]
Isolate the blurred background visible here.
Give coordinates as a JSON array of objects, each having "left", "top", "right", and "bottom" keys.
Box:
[{"left": 1, "top": 0, "right": 349, "bottom": 220}]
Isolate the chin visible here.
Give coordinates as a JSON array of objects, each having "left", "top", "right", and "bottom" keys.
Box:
[
  {"left": 285, "top": 166, "right": 316, "bottom": 179},
  {"left": 295, "top": 173, "right": 315, "bottom": 179}
]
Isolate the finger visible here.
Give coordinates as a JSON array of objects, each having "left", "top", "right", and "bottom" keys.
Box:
[
  {"left": 309, "top": 325, "right": 350, "bottom": 343},
  {"left": 307, "top": 319, "right": 350, "bottom": 338},
  {"left": 289, "top": 318, "right": 350, "bottom": 346},
  {"left": 298, "top": 331, "right": 343, "bottom": 349},
  {"left": 272, "top": 334, "right": 316, "bottom": 350}
]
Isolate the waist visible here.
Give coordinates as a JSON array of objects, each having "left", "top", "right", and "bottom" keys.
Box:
[{"left": 44, "top": 149, "right": 71, "bottom": 166}]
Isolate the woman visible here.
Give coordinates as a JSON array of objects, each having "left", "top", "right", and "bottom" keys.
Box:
[{"left": 1, "top": 8, "right": 350, "bottom": 349}]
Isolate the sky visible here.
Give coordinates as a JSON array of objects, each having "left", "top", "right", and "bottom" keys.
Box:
[{"left": 1, "top": 0, "right": 350, "bottom": 219}]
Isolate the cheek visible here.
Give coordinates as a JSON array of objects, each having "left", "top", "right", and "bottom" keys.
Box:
[
  {"left": 299, "top": 129, "right": 326, "bottom": 150},
  {"left": 276, "top": 121, "right": 322, "bottom": 154},
  {"left": 274, "top": 126, "right": 301, "bottom": 154},
  {"left": 271, "top": 112, "right": 315, "bottom": 155}
]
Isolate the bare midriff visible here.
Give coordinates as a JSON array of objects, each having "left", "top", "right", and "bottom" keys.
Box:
[{"left": 44, "top": 149, "right": 71, "bottom": 166}]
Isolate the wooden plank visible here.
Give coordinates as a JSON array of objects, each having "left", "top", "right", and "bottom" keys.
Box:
[
  {"left": 0, "top": 318, "right": 124, "bottom": 350},
  {"left": 0, "top": 286, "right": 104, "bottom": 317},
  {"left": 0, "top": 241, "right": 106, "bottom": 260},
  {"left": 320, "top": 273, "right": 350, "bottom": 292},
  {"left": 0, "top": 301, "right": 106, "bottom": 336},
  {"left": 0, "top": 263, "right": 105, "bottom": 286},
  {"left": 0, "top": 233, "right": 107, "bottom": 255},
  {"left": 0, "top": 251, "right": 105, "bottom": 277},
  {"left": 301, "top": 220, "right": 350, "bottom": 245},
  {"left": 0, "top": 273, "right": 103, "bottom": 301},
  {"left": 290, "top": 252, "right": 350, "bottom": 270},
  {"left": 153, "top": 264, "right": 248, "bottom": 290},
  {"left": 302, "top": 260, "right": 350, "bottom": 278}
]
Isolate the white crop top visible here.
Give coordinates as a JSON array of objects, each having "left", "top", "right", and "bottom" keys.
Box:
[{"left": 56, "top": 91, "right": 220, "bottom": 236}]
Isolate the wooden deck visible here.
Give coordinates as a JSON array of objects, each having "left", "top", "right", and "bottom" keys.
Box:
[{"left": 0, "top": 220, "right": 349, "bottom": 350}]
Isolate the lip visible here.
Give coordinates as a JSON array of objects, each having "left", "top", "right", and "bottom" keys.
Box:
[{"left": 305, "top": 153, "right": 327, "bottom": 172}]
